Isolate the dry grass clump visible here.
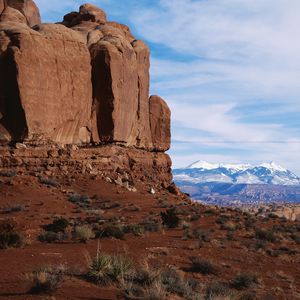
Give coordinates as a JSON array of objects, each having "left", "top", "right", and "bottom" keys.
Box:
[
  {"left": 74, "top": 225, "right": 95, "bottom": 243},
  {"left": 26, "top": 265, "right": 65, "bottom": 294},
  {"left": 86, "top": 249, "right": 134, "bottom": 285}
]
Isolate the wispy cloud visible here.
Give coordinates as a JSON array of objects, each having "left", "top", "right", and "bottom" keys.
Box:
[{"left": 36, "top": 0, "right": 300, "bottom": 174}]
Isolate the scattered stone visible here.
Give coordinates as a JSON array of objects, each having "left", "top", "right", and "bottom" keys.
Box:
[{"left": 150, "top": 187, "right": 156, "bottom": 195}]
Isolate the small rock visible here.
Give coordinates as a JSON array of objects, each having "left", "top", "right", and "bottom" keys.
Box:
[
  {"left": 149, "top": 187, "right": 155, "bottom": 195},
  {"left": 105, "top": 177, "right": 112, "bottom": 183},
  {"left": 15, "top": 143, "right": 27, "bottom": 149}
]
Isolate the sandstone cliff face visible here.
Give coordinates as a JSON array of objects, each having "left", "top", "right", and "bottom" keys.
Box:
[
  {"left": 0, "top": 1, "right": 171, "bottom": 153},
  {"left": 0, "top": 23, "right": 92, "bottom": 144}
]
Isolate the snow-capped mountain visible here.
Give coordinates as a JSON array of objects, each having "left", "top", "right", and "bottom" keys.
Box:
[
  {"left": 173, "top": 161, "right": 300, "bottom": 186},
  {"left": 173, "top": 161, "right": 300, "bottom": 205}
]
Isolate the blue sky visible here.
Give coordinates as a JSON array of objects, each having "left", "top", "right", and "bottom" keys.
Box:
[{"left": 36, "top": 0, "right": 300, "bottom": 174}]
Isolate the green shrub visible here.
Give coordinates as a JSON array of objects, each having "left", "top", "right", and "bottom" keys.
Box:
[{"left": 161, "top": 208, "right": 180, "bottom": 228}]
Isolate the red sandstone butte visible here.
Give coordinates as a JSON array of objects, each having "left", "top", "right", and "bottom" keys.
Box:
[{"left": 0, "top": 1, "right": 171, "bottom": 152}]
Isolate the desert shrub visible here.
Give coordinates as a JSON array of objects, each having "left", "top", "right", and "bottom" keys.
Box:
[
  {"left": 244, "top": 218, "right": 256, "bottom": 229},
  {"left": 121, "top": 280, "right": 167, "bottom": 300},
  {"left": 204, "top": 208, "right": 216, "bottom": 215},
  {"left": 3, "top": 204, "right": 25, "bottom": 214},
  {"left": 99, "top": 201, "right": 121, "bottom": 210},
  {"left": 205, "top": 282, "right": 234, "bottom": 299},
  {"left": 161, "top": 266, "right": 200, "bottom": 299},
  {"left": 193, "top": 228, "right": 211, "bottom": 242},
  {"left": 254, "top": 241, "right": 266, "bottom": 251},
  {"left": 158, "top": 199, "right": 170, "bottom": 208},
  {"left": 238, "top": 291, "right": 256, "bottom": 300},
  {"left": 86, "top": 251, "right": 134, "bottom": 285},
  {"left": 27, "top": 265, "right": 65, "bottom": 294},
  {"left": 231, "top": 273, "right": 258, "bottom": 290},
  {"left": 216, "top": 214, "right": 231, "bottom": 225},
  {"left": 226, "top": 230, "right": 235, "bottom": 241},
  {"left": 221, "top": 222, "right": 236, "bottom": 231},
  {"left": 190, "top": 213, "right": 200, "bottom": 221},
  {"left": 255, "top": 229, "right": 277, "bottom": 243},
  {"left": 188, "top": 257, "right": 217, "bottom": 275},
  {"left": 123, "top": 224, "right": 145, "bottom": 236},
  {"left": 38, "top": 231, "right": 68, "bottom": 243},
  {"left": 39, "top": 177, "right": 59, "bottom": 187},
  {"left": 141, "top": 221, "right": 162, "bottom": 232},
  {"left": 181, "top": 221, "right": 191, "bottom": 230},
  {"left": 0, "top": 170, "right": 16, "bottom": 177},
  {"left": 111, "top": 254, "right": 134, "bottom": 282},
  {"left": 161, "top": 208, "right": 180, "bottom": 228},
  {"left": 0, "top": 220, "right": 23, "bottom": 249},
  {"left": 43, "top": 218, "right": 69, "bottom": 233},
  {"left": 291, "top": 234, "right": 300, "bottom": 244},
  {"left": 74, "top": 225, "right": 94, "bottom": 243},
  {"left": 133, "top": 263, "right": 160, "bottom": 286},
  {"left": 97, "top": 225, "right": 124, "bottom": 240},
  {"left": 68, "top": 194, "right": 91, "bottom": 208}
]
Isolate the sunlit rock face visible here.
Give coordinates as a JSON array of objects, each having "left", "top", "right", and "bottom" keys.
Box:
[{"left": 0, "top": 1, "right": 171, "bottom": 152}]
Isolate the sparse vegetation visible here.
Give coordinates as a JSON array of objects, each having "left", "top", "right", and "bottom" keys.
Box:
[
  {"left": 97, "top": 225, "right": 125, "bottom": 240},
  {"left": 0, "top": 220, "right": 23, "bottom": 249},
  {"left": 38, "top": 231, "right": 68, "bottom": 243},
  {"left": 0, "top": 170, "right": 17, "bottom": 177},
  {"left": 255, "top": 229, "right": 277, "bottom": 243},
  {"left": 43, "top": 218, "right": 69, "bottom": 233},
  {"left": 2, "top": 204, "right": 25, "bottom": 214},
  {"left": 39, "top": 177, "right": 59, "bottom": 187},
  {"left": 188, "top": 257, "right": 217, "bottom": 275},
  {"left": 86, "top": 250, "right": 134, "bottom": 285},
  {"left": 231, "top": 273, "right": 258, "bottom": 290},
  {"left": 27, "top": 265, "right": 65, "bottom": 294},
  {"left": 161, "top": 208, "right": 180, "bottom": 228},
  {"left": 68, "top": 194, "right": 91, "bottom": 208},
  {"left": 74, "top": 225, "right": 94, "bottom": 243}
]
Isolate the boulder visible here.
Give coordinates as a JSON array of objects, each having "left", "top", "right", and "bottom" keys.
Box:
[
  {"left": 0, "top": 23, "right": 92, "bottom": 144},
  {"left": 6, "top": 0, "right": 41, "bottom": 27},
  {"left": 0, "top": 6, "right": 27, "bottom": 24},
  {"left": 149, "top": 95, "right": 171, "bottom": 151},
  {"left": 79, "top": 3, "right": 106, "bottom": 24}
]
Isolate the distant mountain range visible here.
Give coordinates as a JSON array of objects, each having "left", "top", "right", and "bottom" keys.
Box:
[{"left": 173, "top": 161, "right": 300, "bottom": 206}]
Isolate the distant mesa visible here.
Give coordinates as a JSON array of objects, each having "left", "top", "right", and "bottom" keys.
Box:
[{"left": 0, "top": 1, "right": 171, "bottom": 152}]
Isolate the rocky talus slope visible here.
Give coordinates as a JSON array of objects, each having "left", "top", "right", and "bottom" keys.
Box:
[{"left": 0, "top": 1, "right": 172, "bottom": 185}]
